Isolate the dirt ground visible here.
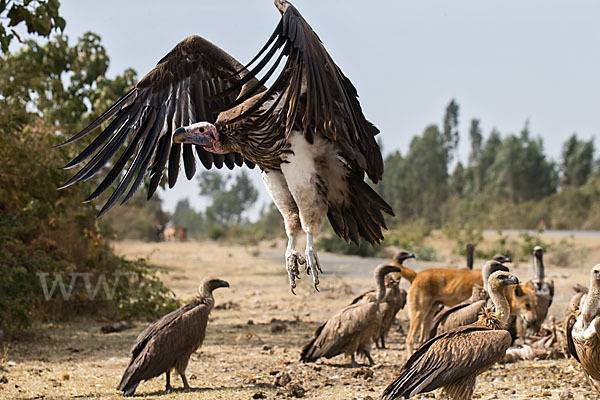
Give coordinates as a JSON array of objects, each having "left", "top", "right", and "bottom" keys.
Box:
[{"left": 2, "top": 233, "right": 600, "bottom": 400}]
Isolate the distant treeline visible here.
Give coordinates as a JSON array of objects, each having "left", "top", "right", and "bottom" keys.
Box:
[{"left": 377, "top": 100, "right": 599, "bottom": 231}]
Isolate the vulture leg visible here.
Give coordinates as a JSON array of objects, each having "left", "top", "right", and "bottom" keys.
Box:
[
  {"left": 165, "top": 371, "right": 172, "bottom": 392},
  {"left": 305, "top": 233, "right": 323, "bottom": 291},
  {"left": 280, "top": 134, "right": 328, "bottom": 291},
  {"left": 180, "top": 373, "right": 190, "bottom": 391},
  {"left": 380, "top": 335, "right": 386, "bottom": 349},
  {"left": 350, "top": 353, "right": 358, "bottom": 368},
  {"left": 261, "top": 169, "right": 304, "bottom": 293}
]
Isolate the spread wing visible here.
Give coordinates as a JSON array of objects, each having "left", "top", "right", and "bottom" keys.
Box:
[
  {"left": 382, "top": 327, "right": 511, "bottom": 399},
  {"left": 58, "top": 36, "right": 260, "bottom": 217},
  {"left": 223, "top": 0, "right": 383, "bottom": 182}
]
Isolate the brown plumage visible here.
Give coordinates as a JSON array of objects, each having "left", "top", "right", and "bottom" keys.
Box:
[
  {"left": 351, "top": 252, "right": 413, "bottom": 348},
  {"left": 117, "top": 278, "right": 229, "bottom": 396},
  {"left": 382, "top": 271, "right": 519, "bottom": 400},
  {"left": 58, "top": 0, "right": 391, "bottom": 293},
  {"left": 566, "top": 265, "right": 600, "bottom": 393},
  {"left": 300, "top": 264, "right": 401, "bottom": 366},
  {"left": 525, "top": 246, "right": 554, "bottom": 333}
]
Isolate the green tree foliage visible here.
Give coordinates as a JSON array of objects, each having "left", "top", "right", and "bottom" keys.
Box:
[
  {"left": 171, "top": 198, "right": 204, "bottom": 238},
  {"left": 0, "top": 22, "right": 177, "bottom": 336},
  {"left": 200, "top": 171, "right": 259, "bottom": 227},
  {"left": 561, "top": 134, "right": 594, "bottom": 187},
  {"left": 101, "top": 193, "right": 169, "bottom": 241},
  {"left": 0, "top": 0, "right": 65, "bottom": 53}
]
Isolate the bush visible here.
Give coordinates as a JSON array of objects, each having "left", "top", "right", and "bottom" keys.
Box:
[{"left": 0, "top": 121, "right": 178, "bottom": 339}]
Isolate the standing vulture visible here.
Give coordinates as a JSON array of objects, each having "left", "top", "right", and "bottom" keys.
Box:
[
  {"left": 300, "top": 264, "right": 401, "bottom": 366},
  {"left": 117, "top": 278, "right": 229, "bottom": 396},
  {"left": 57, "top": 0, "right": 391, "bottom": 293},
  {"left": 382, "top": 271, "right": 519, "bottom": 400},
  {"left": 566, "top": 265, "right": 600, "bottom": 393},
  {"left": 526, "top": 246, "right": 554, "bottom": 332},
  {"left": 351, "top": 251, "right": 414, "bottom": 348}
]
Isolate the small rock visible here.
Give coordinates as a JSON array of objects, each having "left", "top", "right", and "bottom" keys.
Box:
[
  {"left": 0, "top": 376, "right": 7, "bottom": 384},
  {"left": 559, "top": 390, "right": 574, "bottom": 400},
  {"left": 271, "top": 322, "right": 287, "bottom": 333},
  {"left": 288, "top": 383, "right": 305, "bottom": 398},
  {"left": 351, "top": 368, "right": 374, "bottom": 379},
  {"left": 247, "top": 320, "right": 255, "bottom": 325},
  {"left": 61, "top": 373, "right": 70, "bottom": 380},
  {"left": 274, "top": 371, "right": 292, "bottom": 387},
  {"left": 262, "top": 345, "right": 272, "bottom": 351},
  {"left": 252, "top": 391, "right": 267, "bottom": 399}
]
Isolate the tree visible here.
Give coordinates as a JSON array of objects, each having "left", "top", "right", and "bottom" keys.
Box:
[
  {"left": 172, "top": 198, "right": 204, "bottom": 238},
  {"left": 561, "top": 134, "right": 594, "bottom": 187},
  {"left": 468, "top": 119, "right": 482, "bottom": 165},
  {"left": 442, "top": 99, "right": 460, "bottom": 163},
  {"left": 0, "top": 0, "right": 65, "bottom": 53},
  {"left": 200, "top": 171, "right": 258, "bottom": 227}
]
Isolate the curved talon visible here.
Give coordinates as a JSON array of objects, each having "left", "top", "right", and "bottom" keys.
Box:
[
  {"left": 286, "top": 250, "right": 303, "bottom": 294},
  {"left": 305, "top": 247, "right": 322, "bottom": 292}
]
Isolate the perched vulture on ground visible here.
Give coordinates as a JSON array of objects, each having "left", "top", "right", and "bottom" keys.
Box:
[
  {"left": 350, "top": 251, "right": 414, "bottom": 348},
  {"left": 300, "top": 264, "right": 401, "bottom": 366},
  {"left": 57, "top": 0, "right": 391, "bottom": 293},
  {"left": 566, "top": 265, "right": 600, "bottom": 393},
  {"left": 381, "top": 271, "right": 519, "bottom": 400},
  {"left": 117, "top": 278, "right": 229, "bottom": 396},
  {"left": 526, "top": 246, "right": 554, "bottom": 332}
]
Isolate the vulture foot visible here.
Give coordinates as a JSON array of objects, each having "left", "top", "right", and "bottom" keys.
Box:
[
  {"left": 305, "top": 245, "right": 322, "bottom": 291},
  {"left": 286, "top": 248, "right": 305, "bottom": 295}
]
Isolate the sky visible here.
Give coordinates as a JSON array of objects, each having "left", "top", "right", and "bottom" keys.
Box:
[{"left": 56, "top": 0, "right": 600, "bottom": 214}]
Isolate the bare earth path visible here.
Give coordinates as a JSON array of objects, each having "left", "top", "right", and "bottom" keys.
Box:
[{"left": 1, "top": 239, "right": 599, "bottom": 399}]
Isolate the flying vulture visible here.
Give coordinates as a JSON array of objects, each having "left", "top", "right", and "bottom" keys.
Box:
[
  {"left": 382, "top": 271, "right": 519, "bottom": 400},
  {"left": 117, "top": 277, "right": 229, "bottom": 396},
  {"left": 300, "top": 264, "right": 401, "bottom": 366},
  {"left": 525, "top": 246, "right": 554, "bottom": 333},
  {"left": 57, "top": 0, "right": 392, "bottom": 293},
  {"left": 566, "top": 265, "right": 600, "bottom": 393}
]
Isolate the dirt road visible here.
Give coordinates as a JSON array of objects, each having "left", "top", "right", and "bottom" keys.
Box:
[{"left": 1, "top": 240, "right": 598, "bottom": 399}]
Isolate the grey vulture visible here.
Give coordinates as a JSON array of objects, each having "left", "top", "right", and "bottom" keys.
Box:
[
  {"left": 350, "top": 251, "right": 414, "bottom": 348},
  {"left": 525, "top": 246, "right": 554, "bottom": 333},
  {"left": 300, "top": 264, "right": 401, "bottom": 366},
  {"left": 566, "top": 265, "right": 600, "bottom": 393},
  {"left": 117, "top": 278, "right": 229, "bottom": 396},
  {"left": 382, "top": 271, "right": 518, "bottom": 400},
  {"left": 57, "top": 0, "right": 392, "bottom": 293}
]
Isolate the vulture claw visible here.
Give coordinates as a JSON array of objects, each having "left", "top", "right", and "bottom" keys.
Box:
[
  {"left": 305, "top": 246, "right": 322, "bottom": 291},
  {"left": 286, "top": 249, "right": 304, "bottom": 294}
]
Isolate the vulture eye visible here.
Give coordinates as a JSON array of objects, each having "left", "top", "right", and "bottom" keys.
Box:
[{"left": 199, "top": 127, "right": 205, "bottom": 133}]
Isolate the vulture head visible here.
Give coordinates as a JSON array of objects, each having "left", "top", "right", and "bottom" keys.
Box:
[
  {"left": 533, "top": 246, "right": 544, "bottom": 260},
  {"left": 199, "top": 277, "right": 230, "bottom": 297},
  {"left": 592, "top": 265, "right": 600, "bottom": 287},
  {"left": 375, "top": 264, "right": 402, "bottom": 280},
  {"left": 173, "top": 122, "right": 227, "bottom": 154},
  {"left": 392, "top": 250, "right": 416, "bottom": 265},
  {"left": 488, "top": 271, "right": 519, "bottom": 291},
  {"left": 492, "top": 253, "right": 512, "bottom": 264}
]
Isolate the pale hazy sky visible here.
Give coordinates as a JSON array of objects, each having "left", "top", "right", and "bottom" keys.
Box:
[{"left": 57, "top": 1, "right": 600, "bottom": 214}]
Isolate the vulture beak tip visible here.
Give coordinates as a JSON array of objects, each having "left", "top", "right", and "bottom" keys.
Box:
[{"left": 173, "top": 126, "right": 211, "bottom": 146}]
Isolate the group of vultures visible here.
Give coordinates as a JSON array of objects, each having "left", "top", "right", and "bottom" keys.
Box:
[
  {"left": 115, "top": 247, "right": 600, "bottom": 398},
  {"left": 54, "top": 0, "right": 600, "bottom": 398}
]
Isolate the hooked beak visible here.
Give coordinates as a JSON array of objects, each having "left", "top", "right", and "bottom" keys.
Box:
[
  {"left": 502, "top": 256, "right": 512, "bottom": 263},
  {"left": 407, "top": 252, "right": 416, "bottom": 259},
  {"left": 217, "top": 280, "right": 230, "bottom": 289},
  {"left": 173, "top": 126, "right": 211, "bottom": 146},
  {"left": 506, "top": 275, "right": 519, "bottom": 286}
]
